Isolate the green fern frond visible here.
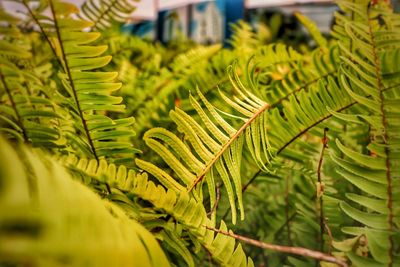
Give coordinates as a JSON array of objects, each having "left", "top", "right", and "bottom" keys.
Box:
[
  {"left": 80, "top": 0, "right": 138, "bottom": 30},
  {"left": 0, "top": 137, "right": 170, "bottom": 267},
  {"left": 125, "top": 171, "right": 255, "bottom": 267},
  {"left": 47, "top": 0, "right": 138, "bottom": 162},
  {"left": 59, "top": 154, "right": 254, "bottom": 266},
  {"left": 130, "top": 44, "right": 222, "bottom": 135},
  {"left": 0, "top": 12, "right": 62, "bottom": 147},
  {"left": 0, "top": 61, "right": 62, "bottom": 146},
  {"left": 251, "top": 44, "right": 338, "bottom": 105},
  {"left": 229, "top": 20, "right": 259, "bottom": 53},
  {"left": 295, "top": 12, "right": 328, "bottom": 48},
  {"left": 330, "top": 0, "right": 400, "bottom": 265},
  {"left": 136, "top": 66, "right": 274, "bottom": 225}
]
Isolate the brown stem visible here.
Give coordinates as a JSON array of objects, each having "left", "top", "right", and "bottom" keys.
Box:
[
  {"left": 316, "top": 128, "right": 329, "bottom": 253},
  {"left": 206, "top": 226, "right": 348, "bottom": 267},
  {"left": 207, "top": 183, "right": 221, "bottom": 216},
  {"left": 324, "top": 220, "right": 334, "bottom": 254},
  {"left": 284, "top": 175, "right": 292, "bottom": 246}
]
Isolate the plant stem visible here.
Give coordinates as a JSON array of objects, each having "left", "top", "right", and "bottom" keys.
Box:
[
  {"left": 206, "top": 226, "right": 348, "bottom": 267},
  {"left": 207, "top": 183, "right": 221, "bottom": 216},
  {"left": 284, "top": 175, "right": 292, "bottom": 246},
  {"left": 316, "top": 128, "right": 329, "bottom": 253}
]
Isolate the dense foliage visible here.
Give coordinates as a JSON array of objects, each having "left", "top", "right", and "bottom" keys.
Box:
[{"left": 0, "top": 0, "right": 399, "bottom": 266}]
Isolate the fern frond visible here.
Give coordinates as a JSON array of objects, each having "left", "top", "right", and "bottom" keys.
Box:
[
  {"left": 0, "top": 12, "right": 62, "bottom": 147},
  {"left": 0, "top": 137, "right": 170, "bottom": 267},
  {"left": 229, "top": 20, "right": 259, "bottom": 53},
  {"left": 126, "top": 172, "right": 255, "bottom": 267},
  {"left": 136, "top": 44, "right": 357, "bottom": 225},
  {"left": 48, "top": 0, "right": 138, "bottom": 162},
  {"left": 59, "top": 154, "right": 254, "bottom": 266},
  {"left": 330, "top": 0, "right": 400, "bottom": 265},
  {"left": 135, "top": 68, "right": 274, "bottom": 225},
  {"left": 295, "top": 12, "right": 328, "bottom": 48},
  {"left": 0, "top": 62, "right": 62, "bottom": 146},
  {"left": 79, "top": 0, "right": 138, "bottom": 30},
  {"left": 252, "top": 45, "right": 338, "bottom": 105}
]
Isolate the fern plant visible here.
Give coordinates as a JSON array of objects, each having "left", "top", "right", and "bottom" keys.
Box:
[{"left": 0, "top": 0, "right": 399, "bottom": 266}]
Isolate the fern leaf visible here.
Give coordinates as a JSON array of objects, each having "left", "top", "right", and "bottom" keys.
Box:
[
  {"left": 0, "top": 137, "right": 169, "bottom": 267},
  {"left": 0, "top": 12, "right": 62, "bottom": 147},
  {"left": 295, "top": 12, "right": 328, "bottom": 48},
  {"left": 60, "top": 155, "right": 254, "bottom": 266},
  {"left": 48, "top": 0, "right": 138, "bottom": 162},
  {"left": 80, "top": 0, "right": 138, "bottom": 30},
  {"left": 135, "top": 64, "right": 275, "bottom": 224},
  {"left": 331, "top": 0, "right": 400, "bottom": 265}
]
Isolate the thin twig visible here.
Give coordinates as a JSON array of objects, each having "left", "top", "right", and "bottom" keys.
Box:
[
  {"left": 206, "top": 226, "right": 348, "bottom": 267},
  {"left": 324, "top": 220, "right": 334, "bottom": 254},
  {"left": 284, "top": 175, "right": 292, "bottom": 246},
  {"left": 207, "top": 183, "right": 221, "bottom": 216},
  {"left": 316, "top": 128, "right": 329, "bottom": 252}
]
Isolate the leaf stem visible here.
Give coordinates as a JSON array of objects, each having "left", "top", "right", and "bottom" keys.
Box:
[
  {"left": 206, "top": 226, "right": 348, "bottom": 267},
  {"left": 316, "top": 128, "right": 329, "bottom": 253},
  {"left": 207, "top": 183, "right": 221, "bottom": 216}
]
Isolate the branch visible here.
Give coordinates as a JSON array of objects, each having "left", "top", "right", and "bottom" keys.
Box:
[
  {"left": 206, "top": 226, "right": 348, "bottom": 267},
  {"left": 316, "top": 127, "right": 329, "bottom": 252},
  {"left": 207, "top": 183, "right": 221, "bottom": 216}
]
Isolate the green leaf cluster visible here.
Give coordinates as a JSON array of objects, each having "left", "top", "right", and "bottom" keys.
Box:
[{"left": 0, "top": 0, "right": 399, "bottom": 266}]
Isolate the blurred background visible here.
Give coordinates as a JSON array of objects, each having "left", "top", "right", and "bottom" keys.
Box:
[{"left": 2, "top": 0, "right": 399, "bottom": 44}]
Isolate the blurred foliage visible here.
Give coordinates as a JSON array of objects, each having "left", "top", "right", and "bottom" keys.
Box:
[{"left": 0, "top": 0, "right": 399, "bottom": 266}]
